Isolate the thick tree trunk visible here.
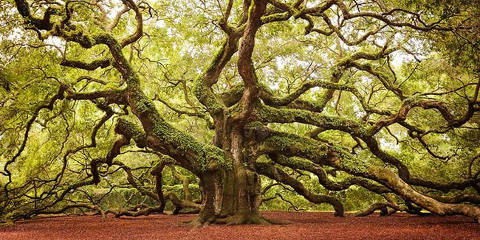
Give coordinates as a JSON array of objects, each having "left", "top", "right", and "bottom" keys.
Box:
[
  {"left": 192, "top": 172, "right": 264, "bottom": 225},
  {"left": 191, "top": 125, "right": 267, "bottom": 225}
]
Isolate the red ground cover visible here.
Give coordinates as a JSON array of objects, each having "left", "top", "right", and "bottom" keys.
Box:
[{"left": 1, "top": 211, "right": 479, "bottom": 240}]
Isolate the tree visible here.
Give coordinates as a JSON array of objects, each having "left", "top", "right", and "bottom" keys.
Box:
[{"left": 1, "top": 0, "right": 480, "bottom": 225}]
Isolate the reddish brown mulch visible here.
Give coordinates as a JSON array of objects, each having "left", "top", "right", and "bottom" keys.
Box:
[{"left": 1, "top": 211, "right": 479, "bottom": 240}]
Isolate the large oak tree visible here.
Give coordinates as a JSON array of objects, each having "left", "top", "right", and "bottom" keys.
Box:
[{"left": 1, "top": 0, "right": 480, "bottom": 225}]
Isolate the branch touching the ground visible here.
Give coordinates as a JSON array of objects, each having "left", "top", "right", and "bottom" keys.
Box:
[{"left": 255, "top": 161, "right": 344, "bottom": 216}]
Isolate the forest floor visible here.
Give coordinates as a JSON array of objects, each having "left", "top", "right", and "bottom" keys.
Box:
[{"left": 0, "top": 211, "right": 479, "bottom": 240}]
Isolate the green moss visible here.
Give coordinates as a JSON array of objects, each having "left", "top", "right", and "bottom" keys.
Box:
[
  {"left": 116, "top": 119, "right": 142, "bottom": 138},
  {"left": 193, "top": 41, "right": 227, "bottom": 114},
  {"left": 152, "top": 122, "right": 230, "bottom": 172},
  {"left": 205, "top": 145, "right": 230, "bottom": 170},
  {"left": 258, "top": 105, "right": 369, "bottom": 137},
  {"left": 263, "top": 133, "right": 330, "bottom": 163},
  {"left": 135, "top": 97, "right": 154, "bottom": 114},
  {"left": 247, "top": 0, "right": 255, "bottom": 20},
  {"left": 260, "top": 12, "right": 289, "bottom": 23},
  {"left": 245, "top": 121, "right": 264, "bottom": 129},
  {"left": 277, "top": 156, "right": 315, "bottom": 170},
  {"left": 193, "top": 80, "right": 223, "bottom": 114}
]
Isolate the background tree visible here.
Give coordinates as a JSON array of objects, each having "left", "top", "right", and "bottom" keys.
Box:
[{"left": 1, "top": 0, "right": 480, "bottom": 225}]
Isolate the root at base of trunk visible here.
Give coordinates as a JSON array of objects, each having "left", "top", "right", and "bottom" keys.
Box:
[{"left": 185, "top": 213, "right": 291, "bottom": 227}]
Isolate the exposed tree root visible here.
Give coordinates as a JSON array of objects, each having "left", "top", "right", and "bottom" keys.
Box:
[{"left": 184, "top": 213, "right": 291, "bottom": 227}]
